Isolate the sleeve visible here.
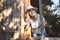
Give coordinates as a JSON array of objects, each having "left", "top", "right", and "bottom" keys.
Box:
[
  {"left": 37, "top": 14, "right": 45, "bottom": 21},
  {"left": 39, "top": 14, "right": 45, "bottom": 22},
  {"left": 40, "top": 14, "right": 45, "bottom": 20}
]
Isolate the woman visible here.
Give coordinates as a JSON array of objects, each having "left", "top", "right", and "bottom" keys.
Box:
[{"left": 24, "top": 5, "right": 47, "bottom": 37}]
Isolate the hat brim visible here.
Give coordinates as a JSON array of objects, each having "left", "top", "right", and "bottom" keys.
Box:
[{"left": 25, "top": 7, "right": 38, "bottom": 13}]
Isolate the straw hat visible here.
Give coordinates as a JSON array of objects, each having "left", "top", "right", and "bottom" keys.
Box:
[{"left": 25, "top": 6, "right": 38, "bottom": 13}]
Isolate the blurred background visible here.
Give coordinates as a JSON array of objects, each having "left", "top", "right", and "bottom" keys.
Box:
[{"left": 0, "top": 0, "right": 60, "bottom": 40}]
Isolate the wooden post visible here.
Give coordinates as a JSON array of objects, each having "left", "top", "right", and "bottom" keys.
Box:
[
  {"left": 20, "top": 0, "right": 25, "bottom": 40},
  {"left": 24, "top": 0, "right": 32, "bottom": 38},
  {"left": 20, "top": 0, "right": 31, "bottom": 39}
]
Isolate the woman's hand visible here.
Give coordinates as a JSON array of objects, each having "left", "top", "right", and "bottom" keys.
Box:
[
  {"left": 42, "top": 19, "right": 47, "bottom": 26},
  {"left": 23, "top": 21, "right": 28, "bottom": 27}
]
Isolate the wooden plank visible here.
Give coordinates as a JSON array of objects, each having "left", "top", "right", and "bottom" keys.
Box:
[
  {"left": 20, "top": 0, "right": 31, "bottom": 40},
  {"left": 20, "top": 0, "right": 25, "bottom": 40},
  {"left": 45, "top": 37, "right": 60, "bottom": 40},
  {"left": 24, "top": 0, "right": 31, "bottom": 38}
]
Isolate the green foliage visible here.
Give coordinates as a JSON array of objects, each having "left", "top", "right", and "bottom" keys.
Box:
[
  {"left": 43, "top": 5, "right": 60, "bottom": 37},
  {"left": 42, "top": 0, "right": 53, "bottom": 6}
]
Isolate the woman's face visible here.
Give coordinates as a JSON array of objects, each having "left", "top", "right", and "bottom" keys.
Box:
[{"left": 28, "top": 10, "right": 37, "bottom": 17}]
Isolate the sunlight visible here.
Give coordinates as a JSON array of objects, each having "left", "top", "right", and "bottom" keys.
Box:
[
  {"left": 13, "top": 32, "right": 20, "bottom": 39},
  {"left": 2, "top": 26, "right": 5, "bottom": 31},
  {"left": 2, "top": 8, "right": 12, "bottom": 17},
  {"left": 0, "top": 13, "right": 3, "bottom": 22},
  {"left": 9, "top": 22, "right": 14, "bottom": 28}
]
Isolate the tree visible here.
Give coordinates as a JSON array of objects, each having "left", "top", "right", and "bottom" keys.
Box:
[
  {"left": 42, "top": 0, "right": 60, "bottom": 37},
  {"left": 42, "top": 0, "right": 53, "bottom": 6}
]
